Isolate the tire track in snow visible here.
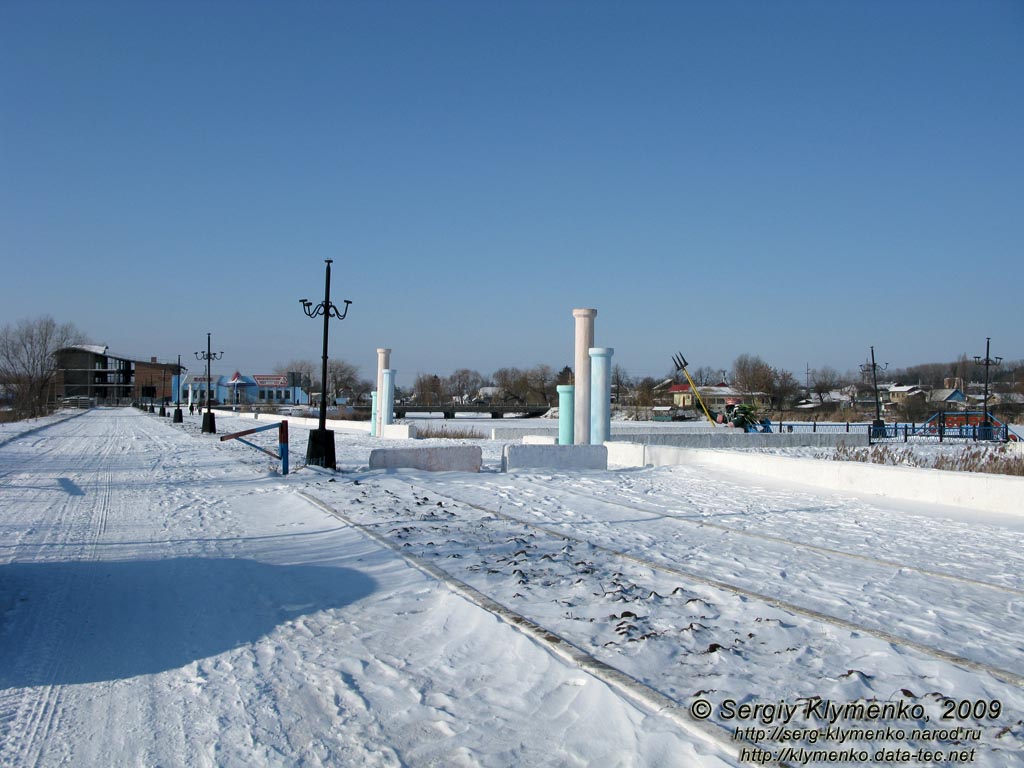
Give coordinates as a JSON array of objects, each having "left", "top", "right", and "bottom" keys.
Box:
[{"left": 0, "top": 410, "right": 142, "bottom": 766}]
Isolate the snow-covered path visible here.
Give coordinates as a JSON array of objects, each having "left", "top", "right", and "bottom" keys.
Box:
[
  {"left": 0, "top": 409, "right": 729, "bottom": 767},
  {"left": 1, "top": 408, "right": 1022, "bottom": 767}
]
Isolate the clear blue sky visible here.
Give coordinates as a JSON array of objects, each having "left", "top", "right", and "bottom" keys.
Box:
[{"left": 2, "top": 1, "right": 1022, "bottom": 386}]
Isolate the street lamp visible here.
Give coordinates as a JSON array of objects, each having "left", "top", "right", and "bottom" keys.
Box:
[
  {"left": 973, "top": 337, "right": 1002, "bottom": 440},
  {"left": 159, "top": 364, "right": 169, "bottom": 417},
  {"left": 299, "top": 259, "right": 352, "bottom": 469},
  {"left": 859, "top": 346, "right": 888, "bottom": 438},
  {"left": 173, "top": 356, "right": 186, "bottom": 423},
  {"left": 195, "top": 332, "right": 223, "bottom": 434}
]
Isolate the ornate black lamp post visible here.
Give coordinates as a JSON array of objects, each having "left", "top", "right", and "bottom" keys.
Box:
[
  {"left": 973, "top": 337, "right": 1002, "bottom": 440},
  {"left": 159, "top": 365, "right": 169, "bottom": 417},
  {"left": 173, "top": 356, "right": 186, "bottom": 423},
  {"left": 195, "top": 332, "right": 223, "bottom": 434},
  {"left": 299, "top": 259, "right": 352, "bottom": 469},
  {"left": 860, "top": 346, "right": 888, "bottom": 438}
]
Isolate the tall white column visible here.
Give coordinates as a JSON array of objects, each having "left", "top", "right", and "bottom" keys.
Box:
[
  {"left": 375, "top": 348, "right": 391, "bottom": 437},
  {"left": 589, "top": 347, "right": 613, "bottom": 445},
  {"left": 572, "top": 308, "right": 597, "bottom": 445},
  {"left": 381, "top": 369, "right": 396, "bottom": 431}
]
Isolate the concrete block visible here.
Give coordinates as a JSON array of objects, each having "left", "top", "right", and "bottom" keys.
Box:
[
  {"left": 369, "top": 446, "right": 482, "bottom": 472},
  {"left": 605, "top": 441, "right": 647, "bottom": 467},
  {"left": 381, "top": 423, "right": 418, "bottom": 439},
  {"left": 502, "top": 444, "right": 608, "bottom": 472}
]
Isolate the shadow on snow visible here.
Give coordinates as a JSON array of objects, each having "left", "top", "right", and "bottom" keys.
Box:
[{"left": 0, "top": 557, "right": 376, "bottom": 687}]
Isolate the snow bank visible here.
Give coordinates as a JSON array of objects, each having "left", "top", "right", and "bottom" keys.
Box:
[{"left": 606, "top": 442, "right": 1023, "bottom": 516}]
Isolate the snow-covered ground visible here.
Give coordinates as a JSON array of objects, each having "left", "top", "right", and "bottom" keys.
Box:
[{"left": 1, "top": 408, "right": 1021, "bottom": 767}]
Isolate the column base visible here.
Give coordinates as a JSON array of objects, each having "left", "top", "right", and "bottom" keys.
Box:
[
  {"left": 306, "top": 429, "right": 337, "bottom": 469},
  {"left": 201, "top": 412, "right": 217, "bottom": 434}
]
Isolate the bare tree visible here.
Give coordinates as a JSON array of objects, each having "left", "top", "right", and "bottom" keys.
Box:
[
  {"left": 527, "top": 364, "right": 555, "bottom": 404},
  {"left": 326, "top": 359, "right": 362, "bottom": 402},
  {"left": 810, "top": 366, "right": 842, "bottom": 403},
  {"left": 611, "top": 364, "right": 632, "bottom": 404},
  {"left": 731, "top": 354, "right": 774, "bottom": 395},
  {"left": 766, "top": 367, "right": 801, "bottom": 411},
  {"left": 0, "top": 315, "right": 85, "bottom": 418},
  {"left": 413, "top": 373, "right": 445, "bottom": 405},
  {"left": 275, "top": 358, "right": 360, "bottom": 402},
  {"left": 492, "top": 367, "right": 530, "bottom": 403},
  {"left": 634, "top": 377, "right": 661, "bottom": 408},
  {"left": 446, "top": 368, "right": 485, "bottom": 403},
  {"left": 275, "top": 359, "right": 317, "bottom": 383},
  {"left": 690, "top": 365, "right": 719, "bottom": 386}
]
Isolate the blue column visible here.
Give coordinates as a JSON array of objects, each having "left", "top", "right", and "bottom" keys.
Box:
[
  {"left": 557, "top": 384, "right": 575, "bottom": 445},
  {"left": 370, "top": 390, "right": 378, "bottom": 436},
  {"left": 589, "top": 347, "right": 613, "bottom": 445},
  {"left": 381, "top": 370, "right": 396, "bottom": 429}
]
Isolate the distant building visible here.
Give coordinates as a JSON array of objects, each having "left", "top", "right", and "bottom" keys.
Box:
[
  {"left": 888, "top": 385, "right": 927, "bottom": 406},
  {"left": 51, "top": 346, "right": 310, "bottom": 409},
  {"left": 177, "top": 372, "right": 309, "bottom": 407},
  {"left": 668, "top": 382, "right": 769, "bottom": 411},
  {"left": 52, "top": 345, "right": 180, "bottom": 405}
]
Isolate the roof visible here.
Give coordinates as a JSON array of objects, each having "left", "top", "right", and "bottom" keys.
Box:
[
  {"left": 70, "top": 343, "right": 109, "bottom": 356},
  {"left": 928, "top": 388, "right": 966, "bottom": 402}
]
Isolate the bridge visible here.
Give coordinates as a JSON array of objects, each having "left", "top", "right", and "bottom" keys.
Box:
[{"left": 353, "top": 403, "right": 553, "bottom": 419}]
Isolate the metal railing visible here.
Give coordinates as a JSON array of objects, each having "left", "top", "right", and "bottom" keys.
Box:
[
  {"left": 868, "top": 422, "right": 1011, "bottom": 444},
  {"left": 762, "top": 421, "right": 1013, "bottom": 443}
]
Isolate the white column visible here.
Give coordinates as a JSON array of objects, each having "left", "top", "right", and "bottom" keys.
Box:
[
  {"left": 572, "top": 308, "right": 597, "bottom": 445},
  {"left": 381, "top": 369, "right": 396, "bottom": 431},
  {"left": 375, "top": 348, "right": 391, "bottom": 437},
  {"left": 589, "top": 347, "right": 613, "bottom": 445}
]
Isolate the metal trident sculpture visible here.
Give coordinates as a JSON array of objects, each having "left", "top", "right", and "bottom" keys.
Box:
[{"left": 673, "top": 352, "right": 716, "bottom": 425}]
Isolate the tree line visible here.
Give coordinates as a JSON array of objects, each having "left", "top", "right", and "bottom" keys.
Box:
[{"left": 2, "top": 313, "right": 1021, "bottom": 420}]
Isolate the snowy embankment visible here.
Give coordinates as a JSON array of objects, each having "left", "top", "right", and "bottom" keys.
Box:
[{"left": 1, "top": 408, "right": 1022, "bottom": 767}]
